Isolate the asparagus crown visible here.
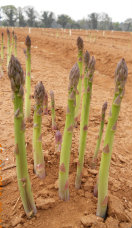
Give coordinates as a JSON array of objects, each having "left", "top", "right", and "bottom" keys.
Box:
[
  {"left": 25, "top": 35, "right": 31, "bottom": 47},
  {"left": 84, "top": 50, "right": 90, "bottom": 67},
  {"left": 34, "top": 81, "right": 45, "bottom": 105},
  {"left": 77, "top": 37, "right": 83, "bottom": 50},
  {"left": 8, "top": 55, "right": 24, "bottom": 96},
  {"left": 115, "top": 58, "right": 128, "bottom": 90},
  {"left": 69, "top": 63, "right": 80, "bottom": 92},
  {"left": 88, "top": 56, "right": 96, "bottom": 75}
]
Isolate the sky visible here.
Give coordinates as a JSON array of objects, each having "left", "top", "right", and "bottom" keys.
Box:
[{"left": 0, "top": 0, "right": 132, "bottom": 22}]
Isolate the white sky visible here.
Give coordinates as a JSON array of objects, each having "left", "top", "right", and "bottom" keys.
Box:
[{"left": 0, "top": 0, "right": 132, "bottom": 22}]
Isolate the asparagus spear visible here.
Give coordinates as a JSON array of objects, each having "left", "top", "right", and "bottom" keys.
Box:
[
  {"left": 8, "top": 55, "right": 37, "bottom": 217},
  {"left": 59, "top": 63, "right": 80, "bottom": 200},
  {"left": 97, "top": 58, "right": 128, "bottom": 218},
  {"left": 92, "top": 102, "right": 107, "bottom": 168},
  {"left": 50, "top": 90, "right": 57, "bottom": 130},
  {"left": 33, "top": 81, "right": 46, "bottom": 179},
  {"left": 75, "top": 52, "right": 95, "bottom": 189},
  {"left": 74, "top": 37, "right": 84, "bottom": 125},
  {"left": 7, "top": 29, "right": 11, "bottom": 68},
  {"left": 25, "top": 35, "right": 31, "bottom": 119},
  {"left": 14, "top": 34, "right": 17, "bottom": 57},
  {"left": 1, "top": 32, "right": 4, "bottom": 61}
]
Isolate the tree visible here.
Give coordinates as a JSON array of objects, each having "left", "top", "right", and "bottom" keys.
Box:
[
  {"left": 57, "top": 14, "right": 72, "bottom": 28},
  {"left": 123, "top": 18, "right": 132, "bottom": 31},
  {"left": 41, "top": 11, "right": 55, "bottom": 28},
  {"left": 24, "top": 6, "right": 37, "bottom": 27},
  {"left": 98, "top": 13, "right": 113, "bottom": 30},
  {"left": 1, "top": 5, "right": 17, "bottom": 26},
  {"left": 17, "top": 7, "right": 26, "bottom": 27},
  {"left": 88, "top": 13, "right": 98, "bottom": 29}
]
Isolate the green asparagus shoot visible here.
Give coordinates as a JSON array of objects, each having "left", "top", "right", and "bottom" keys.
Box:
[
  {"left": 74, "top": 37, "right": 84, "bottom": 126},
  {"left": 50, "top": 90, "right": 57, "bottom": 129},
  {"left": 7, "top": 29, "right": 11, "bottom": 68},
  {"left": 25, "top": 35, "right": 31, "bottom": 119},
  {"left": 75, "top": 52, "right": 95, "bottom": 189},
  {"left": 33, "top": 81, "right": 46, "bottom": 179},
  {"left": 59, "top": 63, "right": 80, "bottom": 200},
  {"left": 8, "top": 55, "right": 37, "bottom": 217},
  {"left": 92, "top": 102, "right": 107, "bottom": 168},
  {"left": 96, "top": 58, "right": 128, "bottom": 218}
]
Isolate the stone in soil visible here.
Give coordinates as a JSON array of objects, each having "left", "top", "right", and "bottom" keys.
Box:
[
  {"left": 108, "top": 194, "right": 130, "bottom": 222},
  {"left": 81, "top": 214, "right": 104, "bottom": 227},
  {"left": 11, "top": 216, "right": 24, "bottom": 227},
  {"left": 36, "top": 197, "right": 55, "bottom": 210}
]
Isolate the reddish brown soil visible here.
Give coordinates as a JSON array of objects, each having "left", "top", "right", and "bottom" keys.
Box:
[{"left": 0, "top": 28, "right": 132, "bottom": 228}]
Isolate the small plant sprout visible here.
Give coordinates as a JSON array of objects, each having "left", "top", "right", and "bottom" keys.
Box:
[
  {"left": 44, "top": 91, "right": 48, "bottom": 114},
  {"left": 50, "top": 90, "right": 57, "bottom": 130},
  {"left": 59, "top": 63, "right": 80, "bottom": 201},
  {"left": 55, "top": 130, "right": 62, "bottom": 153},
  {"left": 1, "top": 32, "right": 4, "bottom": 61},
  {"left": 75, "top": 52, "right": 95, "bottom": 189},
  {"left": 7, "top": 29, "right": 11, "bottom": 67},
  {"left": 25, "top": 35, "right": 31, "bottom": 119},
  {"left": 33, "top": 81, "right": 46, "bottom": 179},
  {"left": 92, "top": 102, "right": 107, "bottom": 168},
  {"left": 74, "top": 37, "right": 84, "bottom": 125},
  {"left": 97, "top": 58, "right": 128, "bottom": 218},
  {"left": 8, "top": 55, "right": 37, "bottom": 217}
]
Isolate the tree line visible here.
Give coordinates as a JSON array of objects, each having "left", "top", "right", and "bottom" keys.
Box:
[{"left": 0, "top": 5, "right": 132, "bottom": 31}]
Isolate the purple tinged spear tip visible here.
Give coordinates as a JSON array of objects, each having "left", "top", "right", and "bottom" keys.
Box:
[
  {"left": 55, "top": 131, "right": 62, "bottom": 144},
  {"left": 69, "top": 63, "right": 80, "bottom": 90},
  {"left": 77, "top": 36, "right": 83, "bottom": 50},
  {"left": 102, "top": 101, "right": 107, "bottom": 115},
  {"left": 7, "top": 29, "right": 10, "bottom": 36},
  {"left": 84, "top": 50, "right": 90, "bottom": 67},
  {"left": 115, "top": 58, "right": 128, "bottom": 84},
  {"left": 8, "top": 55, "right": 24, "bottom": 95},
  {"left": 25, "top": 35, "right": 31, "bottom": 47},
  {"left": 34, "top": 81, "right": 45, "bottom": 104},
  {"left": 50, "top": 90, "right": 54, "bottom": 100}
]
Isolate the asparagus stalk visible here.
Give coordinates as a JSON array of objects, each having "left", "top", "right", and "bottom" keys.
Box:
[
  {"left": 75, "top": 53, "right": 95, "bottom": 189},
  {"left": 44, "top": 91, "right": 48, "bottom": 114},
  {"left": 14, "top": 34, "right": 17, "bottom": 57},
  {"left": 74, "top": 37, "right": 84, "bottom": 125},
  {"left": 59, "top": 63, "right": 80, "bottom": 200},
  {"left": 50, "top": 90, "right": 57, "bottom": 130},
  {"left": 8, "top": 55, "right": 37, "bottom": 217},
  {"left": 97, "top": 58, "right": 128, "bottom": 218},
  {"left": 25, "top": 35, "right": 31, "bottom": 119},
  {"left": 33, "top": 81, "right": 46, "bottom": 179},
  {"left": 92, "top": 102, "right": 107, "bottom": 168},
  {"left": 7, "top": 29, "right": 11, "bottom": 68},
  {"left": 1, "top": 32, "right": 4, "bottom": 61}
]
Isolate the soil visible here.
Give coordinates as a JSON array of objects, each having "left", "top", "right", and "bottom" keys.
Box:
[{"left": 0, "top": 28, "right": 132, "bottom": 228}]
